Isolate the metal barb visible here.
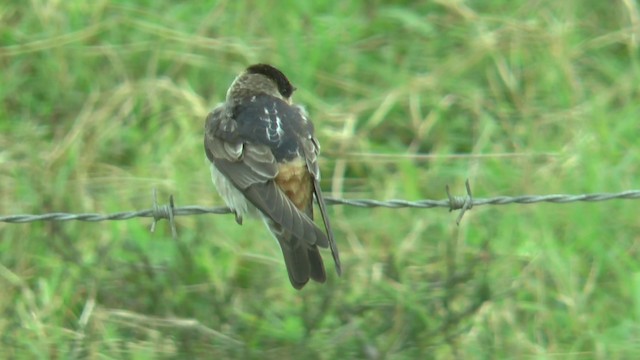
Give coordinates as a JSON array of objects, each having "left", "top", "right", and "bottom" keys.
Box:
[
  {"left": 168, "top": 195, "right": 177, "bottom": 239},
  {"left": 149, "top": 189, "right": 178, "bottom": 239},
  {"left": 446, "top": 179, "right": 474, "bottom": 225},
  {"left": 456, "top": 179, "right": 474, "bottom": 225}
]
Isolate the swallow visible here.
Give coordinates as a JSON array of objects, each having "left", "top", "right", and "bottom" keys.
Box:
[{"left": 204, "top": 64, "right": 341, "bottom": 289}]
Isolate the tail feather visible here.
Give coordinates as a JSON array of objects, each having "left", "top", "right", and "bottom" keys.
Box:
[
  {"left": 307, "top": 246, "right": 326, "bottom": 283},
  {"left": 267, "top": 220, "right": 326, "bottom": 289}
]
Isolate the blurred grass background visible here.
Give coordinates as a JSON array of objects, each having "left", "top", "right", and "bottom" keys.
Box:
[{"left": 1, "top": 0, "right": 639, "bottom": 358}]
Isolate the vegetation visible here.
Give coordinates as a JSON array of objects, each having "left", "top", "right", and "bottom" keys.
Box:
[{"left": 1, "top": 1, "right": 639, "bottom": 358}]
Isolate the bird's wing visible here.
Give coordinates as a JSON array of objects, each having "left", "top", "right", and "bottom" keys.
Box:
[
  {"left": 302, "top": 134, "right": 342, "bottom": 275},
  {"left": 204, "top": 104, "right": 328, "bottom": 247}
]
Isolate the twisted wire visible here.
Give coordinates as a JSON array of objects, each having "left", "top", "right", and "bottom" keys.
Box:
[{"left": 1, "top": 189, "right": 638, "bottom": 224}]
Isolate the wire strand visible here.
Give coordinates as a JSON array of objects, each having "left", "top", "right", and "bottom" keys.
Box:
[{"left": 1, "top": 188, "right": 638, "bottom": 224}]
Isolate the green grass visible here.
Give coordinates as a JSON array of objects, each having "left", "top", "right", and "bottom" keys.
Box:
[{"left": 1, "top": 0, "right": 639, "bottom": 358}]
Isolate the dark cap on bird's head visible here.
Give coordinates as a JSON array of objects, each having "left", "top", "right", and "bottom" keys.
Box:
[
  {"left": 226, "top": 64, "right": 297, "bottom": 103},
  {"left": 246, "top": 64, "right": 296, "bottom": 97}
]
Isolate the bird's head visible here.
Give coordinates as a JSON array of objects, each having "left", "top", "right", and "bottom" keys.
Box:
[{"left": 226, "top": 64, "right": 296, "bottom": 104}]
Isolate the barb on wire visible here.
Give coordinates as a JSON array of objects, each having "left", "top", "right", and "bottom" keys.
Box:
[
  {"left": 149, "top": 189, "right": 177, "bottom": 239},
  {"left": 446, "top": 179, "right": 473, "bottom": 225}
]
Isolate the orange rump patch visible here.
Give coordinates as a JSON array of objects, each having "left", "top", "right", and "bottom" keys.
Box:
[{"left": 275, "top": 158, "right": 312, "bottom": 211}]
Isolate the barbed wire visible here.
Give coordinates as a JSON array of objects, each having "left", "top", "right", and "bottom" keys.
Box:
[{"left": 1, "top": 183, "right": 639, "bottom": 238}]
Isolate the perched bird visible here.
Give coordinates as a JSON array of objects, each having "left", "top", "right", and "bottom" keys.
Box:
[{"left": 204, "top": 64, "right": 341, "bottom": 289}]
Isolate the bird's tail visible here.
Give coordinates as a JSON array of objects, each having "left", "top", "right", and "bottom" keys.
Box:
[{"left": 266, "top": 221, "right": 326, "bottom": 289}]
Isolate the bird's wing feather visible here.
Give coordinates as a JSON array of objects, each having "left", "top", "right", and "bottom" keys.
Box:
[{"left": 303, "top": 136, "right": 342, "bottom": 275}]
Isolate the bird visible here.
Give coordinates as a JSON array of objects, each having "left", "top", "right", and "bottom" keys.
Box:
[{"left": 204, "top": 64, "right": 341, "bottom": 289}]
